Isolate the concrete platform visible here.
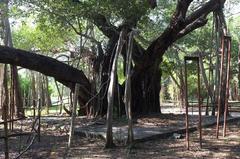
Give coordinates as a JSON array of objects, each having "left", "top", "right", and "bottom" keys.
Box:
[{"left": 74, "top": 113, "right": 240, "bottom": 143}]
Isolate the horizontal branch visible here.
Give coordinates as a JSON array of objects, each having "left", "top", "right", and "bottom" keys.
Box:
[
  {"left": 185, "top": 0, "right": 222, "bottom": 26},
  {"left": 177, "top": 16, "right": 208, "bottom": 39},
  {"left": 0, "top": 46, "right": 91, "bottom": 104}
]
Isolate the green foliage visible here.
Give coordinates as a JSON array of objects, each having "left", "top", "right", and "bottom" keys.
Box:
[
  {"left": 117, "top": 56, "right": 125, "bottom": 84},
  {"left": 12, "top": 21, "right": 76, "bottom": 52},
  {"left": 228, "top": 15, "right": 240, "bottom": 74},
  {"left": 48, "top": 82, "right": 54, "bottom": 96},
  {"left": 19, "top": 74, "right": 31, "bottom": 96}
]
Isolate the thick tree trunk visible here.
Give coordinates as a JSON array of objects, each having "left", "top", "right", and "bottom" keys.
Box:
[
  {"left": 97, "top": 37, "right": 118, "bottom": 116},
  {"left": 130, "top": 0, "right": 223, "bottom": 116},
  {"left": 132, "top": 65, "right": 161, "bottom": 115},
  {"left": 11, "top": 66, "right": 24, "bottom": 117},
  {"left": 0, "top": 64, "right": 9, "bottom": 159},
  {"left": 2, "top": 0, "right": 24, "bottom": 118}
]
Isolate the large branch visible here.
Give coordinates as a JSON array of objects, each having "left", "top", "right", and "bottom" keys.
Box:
[
  {"left": 145, "top": 0, "right": 224, "bottom": 64},
  {"left": 184, "top": 0, "right": 223, "bottom": 25},
  {"left": 0, "top": 46, "right": 91, "bottom": 104},
  {"left": 174, "top": 0, "right": 193, "bottom": 20},
  {"left": 177, "top": 15, "right": 208, "bottom": 39},
  {"left": 92, "top": 13, "right": 119, "bottom": 38}
]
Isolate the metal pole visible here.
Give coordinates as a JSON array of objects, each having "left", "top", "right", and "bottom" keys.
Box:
[
  {"left": 223, "top": 36, "right": 231, "bottom": 137},
  {"left": 197, "top": 59, "right": 202, "bottom": 148},
  {"left": 238, "top": 43, "right": 240, "bottom": 96},
  {"left": 33, "top": 99, "right": 36, "bottom": 118},
  {"left": 216, "top": 36, "right": 225, "bottom": 139},
  {"left": 11, "top": 67, "right": 15, "bottom": 131},
  {"left": 184, "top": 58, "right": 189, "bottom": 150},
  {"left": 3, "top": 117, "right": 9, "bottom": 159},
  {"left": 38, "top": 98, "right": 41, "bottom": 142}
]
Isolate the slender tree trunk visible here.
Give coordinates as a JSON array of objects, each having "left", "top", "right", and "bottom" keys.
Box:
[
  {"left": 179, "top": 67, "right": 185, "bottom": 109},
  {"left": 55, "top": 80, "right": 65, "bottom": 115},
  {"left": 36, "top": 73, "right": 43, "bottom": 110},
  {"left": 9, "top": 67, "right": 14, "bottom": 129},
  {"left": 3, "top": 0, "right": 24, "bottom": 118},
  {"left": 44, "top": 76, "right": 52, "bottom": 114},
  {"left": 68, "top": 84, "right": 80, "bottom": 147},
  {"left": 234, "top": 81, "right": 238, "bottom": 100},
  {"left": 125, "top": 32, "right": 134, "bottom": 143},
  {"left": 31, "top": 71, "right": 37, "bottom": 116},
  {"left": 174, "top": 51, "right": 185, "bottom": 109},
  {"left": 198, "top": 52, "right": 213, "bottom": 116},
  {"left": 212, "top": 13, "right": 220, "bottom": 116},
  {"left": 238, "top": 43, "right": 240, "bottom": 99},
  {"left": 106, "top": 31, "right": 124, "bottom": 148}
]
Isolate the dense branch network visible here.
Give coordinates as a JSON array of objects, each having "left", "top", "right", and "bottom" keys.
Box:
[{"left": 146, "top": 0, "right": 224, "bottom": 64}]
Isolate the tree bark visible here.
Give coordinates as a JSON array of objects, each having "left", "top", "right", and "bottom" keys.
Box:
[
  {"left": 0, "top": 64, "right": 9, "bottom": 159},
  {"left": 68, "top": 83, "right": 80, "bottom": 147},
  {"left": 11, "top": 66, "right": 24, "bottom": 117},
  {"left": 44, "top": 76, "right": 52, "bottom": 114},
  {"left": 0, "top": 46, "right": 92, "bottom": 107},
  {"left": 106, "top": 31, "right": 124, "bottom": 148},
  {"left": 238, "top": 43, "right": 240, "bottom": 99},
  {"left": 31, "top": 71, "right": 37, "bottom": 117},
  {"left": 3, "top": 0, "right": 24, "bottom": 118},
  {"left": 125, "top": 32, "right": 134, "bottom": 143},
  {"left": 130, "top": 0, "right": 223, "bottom": 115},
  {"left": 131, "top": 63, "right": 162, "bottom": 115}
]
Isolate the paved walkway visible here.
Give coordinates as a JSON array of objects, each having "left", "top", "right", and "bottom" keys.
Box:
[{"left": 74, "top": 113, "right": 240, "bottom": 142}]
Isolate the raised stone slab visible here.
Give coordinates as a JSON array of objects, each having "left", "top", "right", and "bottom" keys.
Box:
[{"left": 74, "top": 114, "right": 240, "bottom": 143}]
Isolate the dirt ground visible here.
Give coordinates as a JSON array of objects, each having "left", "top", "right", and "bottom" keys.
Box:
[{"left": 0, "top": 115, "right": 240, "bottom": 159}]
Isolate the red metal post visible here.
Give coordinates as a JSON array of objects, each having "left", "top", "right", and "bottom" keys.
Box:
[
  {"left": 238, "top": 43, "right": 240, "bottom": 95},
  {"left": 216, "top": 36, "right": 225, "bottom": 139},
  {"left": 184, "top": 56, "right": 203, "bottom": 149},
  {"left": 223, "top": 36, "right": 231, "bottom": 137},
  {"left": 38, "top": 98, "right": 41, "bottom": 142},
  {"left": 184, "top": 57, "right": 189, "bottom": 150},
  {"left": 197, "top": 59, "right": 202, "bottom": 148}
]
